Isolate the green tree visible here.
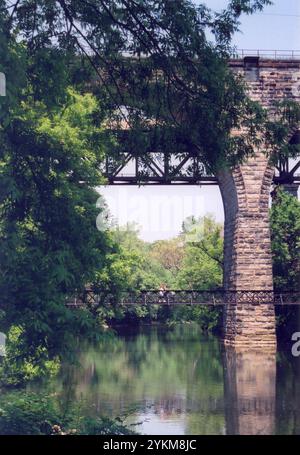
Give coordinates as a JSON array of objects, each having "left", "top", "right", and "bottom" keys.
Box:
[
  {"left": 270, "top": 189, "right": 300, "bottom": 291},
  {"left": 0, "top": 391, "right": 135, "bottom": 435},
  {"left": 96, "top": 223, "right": 175, "bottom": 292},
  {"left": 149, "top": 237, "right": 184, "bottom": 281},
  {"left": 94, "top": 224, "right": 175, "bottom": 323},
  {"left": 161, "top": 216, "right": 224, "bottom": 332},
  {"left": 178, "top": 215, "right": 223, "bottom": 289},
  {"left": 0, "top": 89, "right": 113, "bottom": 382},
  {"left": 270, "top": 189, "right": 300, "bottom": 339},
  {"left": 3, "top": 0, "right": 294, "bottom": 173}
]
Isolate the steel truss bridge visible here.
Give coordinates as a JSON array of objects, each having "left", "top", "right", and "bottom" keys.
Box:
[
  {"left": 103, "top": 149, "right": 300, "bottom": 186},
  {"left": 66, "top": 290, "right": 300, "bottom": 308}
]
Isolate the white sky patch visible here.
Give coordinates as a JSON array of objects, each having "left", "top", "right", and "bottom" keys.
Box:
[{"left": 98, "top": 186, "right": 224, "bottom": 242}]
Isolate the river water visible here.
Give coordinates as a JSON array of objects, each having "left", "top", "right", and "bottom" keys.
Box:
[{"left": 32, "top": 324, "right": 300, "bottom": 435}]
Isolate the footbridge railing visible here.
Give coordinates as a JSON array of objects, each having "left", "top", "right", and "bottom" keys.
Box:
[{"left": 66, "top": 290, "right": 300, "bottom": 308}]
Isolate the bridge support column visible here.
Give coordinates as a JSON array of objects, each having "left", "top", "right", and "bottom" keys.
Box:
[{"left": 217, "top": 153, "right": 276, "bottom": 348}]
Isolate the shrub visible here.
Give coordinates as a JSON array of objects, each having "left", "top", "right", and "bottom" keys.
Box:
[{"left": 0, "top": 391, "right": 135, "bottom": 435}]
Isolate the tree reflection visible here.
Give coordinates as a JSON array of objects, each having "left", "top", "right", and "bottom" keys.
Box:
[
  {"left": 55, "top": 325, "right": 225, "bottom": 434},
  {"left": 28, "top": 325, "right": 300, "bottom": 435}
]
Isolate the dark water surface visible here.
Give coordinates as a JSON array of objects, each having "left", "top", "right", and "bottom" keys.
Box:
[{"left": 32, "top": 324, "right": 300, "bottom": 435}]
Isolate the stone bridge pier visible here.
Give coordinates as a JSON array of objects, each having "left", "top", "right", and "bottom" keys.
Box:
[
  {"left": 217, "top": 154, "right": 276, "bottom": 348},
  {"left": 217, "top": 57, "right": 300, "bottom": 348}
]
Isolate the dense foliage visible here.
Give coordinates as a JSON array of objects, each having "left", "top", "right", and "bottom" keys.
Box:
[
  {"left": 0, "top": 391, "right": 135, "bottom": 435},
  {"left": 0, "top": 84, "right": 118, "bottom": 381},
  {"left": 2, "top": 0, "right": 296, "bottom": 175},
  {"left": 270, "top": 189, "right": 300, "bottom": 339},
  {"left": 271, "top": 189, "right": 300, "bottom": 291},
  {"left": 94, "top": 215, "right": 223, "bottom": 332}
]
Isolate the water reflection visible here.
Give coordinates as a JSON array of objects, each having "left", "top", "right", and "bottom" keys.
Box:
[
  {"left": 31, "top": 324, "right": 300, "bottom": 435},
  {"left": 223, "top": 347, "right": 276, "bottom": 435}
]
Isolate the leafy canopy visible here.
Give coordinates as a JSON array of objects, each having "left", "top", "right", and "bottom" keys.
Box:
[{"left": 0, "top": 87, "right": 114, "bottom": 378}]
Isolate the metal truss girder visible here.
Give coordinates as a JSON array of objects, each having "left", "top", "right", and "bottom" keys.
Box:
[{"left": 104, "top": 152, "right": 300, "bottom": 186}]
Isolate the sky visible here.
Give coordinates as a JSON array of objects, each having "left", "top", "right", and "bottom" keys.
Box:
[{"left": 98, "top": 0, "right": 300, "bottom": 242}]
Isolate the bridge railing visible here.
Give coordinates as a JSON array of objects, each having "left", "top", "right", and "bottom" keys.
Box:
[
  {"left": 66, "top": 289, "right": 300, "bottom": 308},
  {"left": 231, "top": 50, "right": 300, "bottom": 60}
]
